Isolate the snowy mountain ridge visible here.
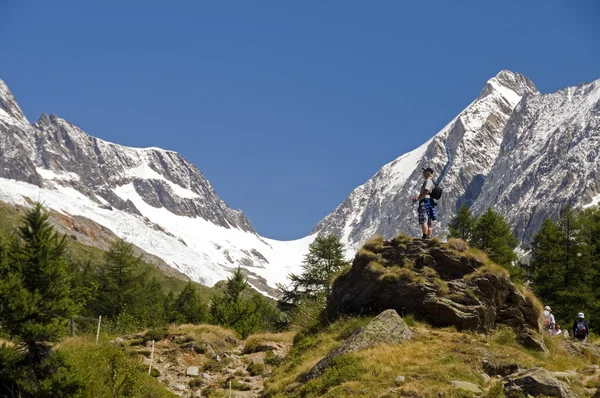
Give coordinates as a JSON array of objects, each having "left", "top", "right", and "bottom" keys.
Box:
[{"left": 0, "top": 78, "right": 313, "bottom": 294}]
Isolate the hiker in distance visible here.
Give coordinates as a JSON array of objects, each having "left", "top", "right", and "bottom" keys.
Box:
[
  {"left": 573, "top": 312, "right": 590, "bottom": 343},
  {"left": 413, "top": 167, "right": 437, "bottom": 239},
  {"left": 543, "top": 305, "right": 556, "bottom": 334}
]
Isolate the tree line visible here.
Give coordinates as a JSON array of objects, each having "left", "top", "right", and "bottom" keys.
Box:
[{"left": 0, "top": 203, "right": 279, "bottom": 396}]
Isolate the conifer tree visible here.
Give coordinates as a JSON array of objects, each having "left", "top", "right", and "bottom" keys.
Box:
[
  {"left": 170, "top": 281, "right": 207, "bottom": 324},
  {"left": 0, "top": 203, "right": 78, "bottom": 346},
  {"left": 530, "top": 206, "right": 598, "bottom": 326},
  {"left": 471, "top": 208, "right": 519, "bottom": 269},
  {"left": 278, "top": 235, "right": 348, "bottom": 311},
  {"left": 448, "top": 204, "right": 475, "bottom": 241},
  {"left": 0, "top": 204, "right": 83, "bottom": 396},
  {"left": 210, "top": 267, "right": 276, "bottom": 338}
]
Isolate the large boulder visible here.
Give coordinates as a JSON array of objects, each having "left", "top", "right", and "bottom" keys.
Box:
[
  {"left": 327, "top": 235, "right": 542, "bottom": 338},
  {"left": 306, "top": 309, "right": 414, "bottom": 379},
  {"left": 504, "top": 368, "right": 576, "bottom": 398}
]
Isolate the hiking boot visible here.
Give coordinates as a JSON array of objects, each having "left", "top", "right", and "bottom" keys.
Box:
[{"left": 422, "top": 234, "right": 428, "bottom": 239}]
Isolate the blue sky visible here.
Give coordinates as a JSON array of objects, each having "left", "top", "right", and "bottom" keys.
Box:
[{"left": 1, "top": 1, "right": 599, "bottom": 240}]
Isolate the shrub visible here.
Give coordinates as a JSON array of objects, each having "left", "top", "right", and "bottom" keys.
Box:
[
  {"left": 189, "top": 378, "right": 204, "bottom": 388},
  {"left": 247, "top": 361, "right": 266, "bottom": 376},
  {"left": 265, "top": 351, "right": 283, "bottom": 366},
  {"left": 221, "top": 378, "right": 252, "bottom": 391},
  {"left": 403, "top": 314, "right": 415, "bottom": 327},
  {"left": 144, "top": 327, "right": 169, "bottom": 343}
]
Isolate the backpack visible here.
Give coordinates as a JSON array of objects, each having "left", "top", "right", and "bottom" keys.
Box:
[
  {"left": 543, "top": 316, "right": 551, "bottom": 328},
  {"left": 430, "top": 184, "right": 443, "bottom": 200},
  {"left": 575, "top": 320, "right": 587, "bottom": 337}
]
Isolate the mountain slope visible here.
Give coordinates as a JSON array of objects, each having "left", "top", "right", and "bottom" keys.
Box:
[
  {"left": 0, "top": 79, "right": 312, "bottom": 294},
  {"left": 313, "top": 70, "right": 538, "bottom": 252},
  {"left": 472, "top": 78, "right": 600, "bottom": 242}
]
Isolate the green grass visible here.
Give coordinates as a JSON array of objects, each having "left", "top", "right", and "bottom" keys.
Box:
[{"left": 59, "top": 336, "right": 176, "bottom": 398}]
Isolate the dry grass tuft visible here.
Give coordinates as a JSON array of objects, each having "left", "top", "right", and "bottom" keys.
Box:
[
  {"left": 170, "top": 324, "right": 239, "bottom": 354},
  {"left": 447, "top": 238, "right": 468, "bottom": 252},
  {"left": 362, "top": 235, "right": 384, "bottom": 252},
  {"left": 433, "top": 278, "right": 450, "bottom": 295},
  {"left": 517, "top": 283, "right": 543, "bottom": 317}
]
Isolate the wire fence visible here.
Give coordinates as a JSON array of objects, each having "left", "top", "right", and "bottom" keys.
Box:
[{"left": 69, "top": 314, "right": 152, "bottom": 338}]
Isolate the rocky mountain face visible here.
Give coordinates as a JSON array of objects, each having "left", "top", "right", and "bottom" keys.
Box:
[
  {"left": 314, "top": 71, "right": 600, "bottom": 251},
  {"left": 471, "top": 78, "right": 600, "bottom": 242},
  {"left": 0, "top": 79, "right": 311, "bottom": 293}
]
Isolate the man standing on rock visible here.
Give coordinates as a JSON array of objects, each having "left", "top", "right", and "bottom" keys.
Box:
[
  {"left": 573, "top": 312, "right": 589, "bottom": 343},
  {"left": 413, "top": 167, "right": 437, "bottom": 239}
]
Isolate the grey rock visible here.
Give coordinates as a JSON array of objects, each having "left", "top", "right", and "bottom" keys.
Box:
[
  {"left": 451, "top": 380, "right": 482, "bottom": 394},
  {"left": 480, "top": 373, "right": 491, "bottom": 385},
  {"left": 186, "top": 366, "right": 199, "bottom": 377},
  {"left": 306, "top": 310, "right": 414, "bottom": 379},
  {"left": 504, "top": 368, "right": 576, "bottom": 398},
  {"left": 394, "top": 376, "right": 406, "bottom": 386},
  {"left": 482, "top": 359, "right": 520, "bottom": 377},
  {"left": 327, "top": 238, "right": 541, "bottom": 337},
  {"left": 517, "top": 329, "right": 549, "bottom": 354}
]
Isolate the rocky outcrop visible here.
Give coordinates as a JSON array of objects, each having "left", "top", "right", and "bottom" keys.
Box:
[
  {"left": 504, "top": 368, "right": 576, "bottom": 398},
  {"left": 327, "top": 236, "right": 542, "bottom": 341},
  {"left": 306, "top": 309, "right": 414, "bottom": 379}
]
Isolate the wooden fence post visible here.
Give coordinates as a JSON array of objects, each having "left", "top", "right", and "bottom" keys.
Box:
[
  {"left": 148, "top": 340, "right": 155, "bottom": 375},
  {"left": 69, "top": 317, "right": 75, "bottom": 337},
  {"left": 95, "top": 315, "right": 102, "bottom": 344}
]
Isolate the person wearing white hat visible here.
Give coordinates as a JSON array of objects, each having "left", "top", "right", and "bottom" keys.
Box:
[
  {"left": 543, "top": 305, "right": 556, "bottom": 334},
  {"left": 573, "top": 312, "right": 589, "bottom": 342}
]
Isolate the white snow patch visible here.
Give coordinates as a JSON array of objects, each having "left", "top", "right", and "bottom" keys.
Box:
[
  {"left": 0, "top": 177, "right": 311, "bottom": 292},
  {"left": 125, "top": 163, "right": 199, "bottom": 199},
  {"left": 36, "top": 168, "right": 80, "bottom": 182},
  {"left": 584, "top": 193, "right": 600, "bottom": 209}
]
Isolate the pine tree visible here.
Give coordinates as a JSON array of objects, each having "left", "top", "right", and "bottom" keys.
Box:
[
  {"left": 278, "top": 235, "right": 348, "bottom": 311},
  {"left": 448, "top": 204, "right": 475, "bottom": 241},
  {"left": 97, "top": 239, "right": 145, "bottom": 318},
  {"left": 0, "top": 203, "right": 79, "bottom": 346},
  {"left": 170, "top": 281, "right": 207, "bottom": 324},
  {"left": 530, "top": 206, "right": 598, "bottom": 327},
  {"left": 471, "top": 208, "right": 519, "bottom": 269},
  {"left": 0, "top": 204, "right": 83, "bottom": 396},
  {"left": 210, "top": 267, "right": 276, "bottom": 338},
  {"left": 210, "top": 267, "right": 248, "bottom": 328}
]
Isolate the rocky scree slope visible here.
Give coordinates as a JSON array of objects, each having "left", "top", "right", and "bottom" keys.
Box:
[
  {"left": 327, "top": 235, "right": 544, "bottom": 350},
  {"left": 314, "top": 71, "right": 600, "bottom": 252},
  {"left": 0, "top": 79, "right": 312, "bottom": 293}
]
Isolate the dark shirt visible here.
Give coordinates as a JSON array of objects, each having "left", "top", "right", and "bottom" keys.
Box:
[{"left": 573, "top": 319, "right": 589, "bottom": 338}]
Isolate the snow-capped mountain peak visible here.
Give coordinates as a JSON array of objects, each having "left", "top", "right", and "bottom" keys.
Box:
[{"left": 0, "top": 79, "right": 313, "bottom": 294}]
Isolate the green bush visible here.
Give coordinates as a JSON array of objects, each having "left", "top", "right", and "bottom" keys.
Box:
[
  {"left": 189, "top": 378, "right": 204, "bottom": 388},
  {"left": 265, "top": 350, "right": 283, "bottom": 366},
  {"left": 247, "top": 361, "right": 266, "bottom": 376},
  {"left": 59, "top": 338, "right": 175, "bottom": 397},
  {"left": 144, "top": 327, "right": 169, "bottom": 343},
  {"left": 220, "top": 377, "right": 252, "bottom": 391}
]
